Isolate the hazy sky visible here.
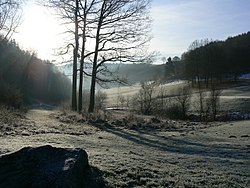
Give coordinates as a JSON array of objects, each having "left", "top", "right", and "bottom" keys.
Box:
[{"left": 13, "top": 0, "right": 250, "bottom": 63}]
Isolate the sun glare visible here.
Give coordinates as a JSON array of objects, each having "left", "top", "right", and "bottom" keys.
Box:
[{"left": 14, "top": 4, "right": 64, "bottom": 60}]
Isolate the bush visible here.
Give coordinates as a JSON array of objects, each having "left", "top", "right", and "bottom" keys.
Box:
[
  {"left": 192, "top": 84, "right": 223, "bottom": 121},
  {"left": 131, "top": 81, "right": 157, "bottom": 115},
  {"left": 82, "top": 90, "right": 107, "bottom": 112},
  {"left": 173, "top": 85, "right": 192, "bottom": 119},
  {"left": 95, "top": 90, "right": 107, "bottom": 110},
  {"left": 206, "top": 86, "right": 223, "bottom": 121},
  {"left": 164, "top": 104, "right": 184, "bottom": 120},
  {"left": 0, "top": 82, "right": 23, "bottom": 108}
]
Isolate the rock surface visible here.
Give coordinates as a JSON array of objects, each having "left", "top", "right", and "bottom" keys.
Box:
[{"left": 0, "top": 145, "right": 89, "bottom": 188}]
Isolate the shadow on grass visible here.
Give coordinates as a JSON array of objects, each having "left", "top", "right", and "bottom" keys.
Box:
[
  {"left": 83, "top": 165, "right": 107, "bottom": 188},
  {"left": 93, "top": 123, "right": 249, "bottom": 161}
]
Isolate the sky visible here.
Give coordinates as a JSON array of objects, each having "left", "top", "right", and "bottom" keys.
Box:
[{"left": 13, "top": 0, "right": 250, "bottom": 63}]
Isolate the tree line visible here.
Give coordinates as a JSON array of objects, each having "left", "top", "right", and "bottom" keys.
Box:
[
  {"left": 182, "top": 32, "right": 250, "bottom": 86},
  {"left": 0, "top": 36, "right": 71, "bottom": 108}
]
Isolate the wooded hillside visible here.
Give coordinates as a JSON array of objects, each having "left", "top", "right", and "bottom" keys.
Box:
[
  {"left": 183, "top": 32, "right": 250, "bottom": 85},
  {"left": 0, "top": 36, "right": 71, "bottom": 107}
]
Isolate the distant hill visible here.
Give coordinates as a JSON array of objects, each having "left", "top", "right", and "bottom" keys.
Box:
[
  {"left": 108, "top": 63, "right": 166, "bottom": 84},
  {"left": 58, "top": 63, "right": 167, "bottom": 89}
]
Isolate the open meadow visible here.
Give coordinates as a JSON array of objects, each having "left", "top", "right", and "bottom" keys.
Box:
[
  {"left": 0, "top": 82, "right": 249, "bottom": 187},
  {"left": 103, "top": 81, "right": 250, "bottom": 114}
]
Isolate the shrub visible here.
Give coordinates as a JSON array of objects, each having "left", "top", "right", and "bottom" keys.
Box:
[
  {"left": 165, "top": 104, "right": 183, "bottom": 120},
  {"left": 95, "top": 90, "right": 107, "bottom": 110},
  {"left": 82, "top": 90, "right": 107, "bottom": 112},
  {"left": 131, "top": 81, "right": 157, "bottom": 115},
  {"left": 0, "top": 82, "right": 23, "bottom": 108},
  {"left": 173, "top": 85, "right": 192, "bottom": 119},
  {"left": 206, "top": 86, "right": 223, "bottom": 120}
]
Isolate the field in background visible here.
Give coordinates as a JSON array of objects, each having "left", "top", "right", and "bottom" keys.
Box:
[
  {"left": 103, "top": 81, "right": 187, "bottom": 108},
  {"left": 102, "top": 81, "right": 250, "bottom": 113}
]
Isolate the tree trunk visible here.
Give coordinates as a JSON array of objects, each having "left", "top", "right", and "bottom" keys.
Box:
[
  {"left": 72, "top": 0, "right": 79, "bottom": 111},
  {"left": 88, "top": 2, "right": 105, "bottom": 113},
  {"left": 78, "top": 62, "right": 83, "bottom": 112},
  {"left": 88, "top": 67, "right": 97, "bottom": 113},
  {"left": 72, "top": 48, "right": 78, "bottom": 111},
  {"left": 78, "top": 2, "right": 87, "bottom": 113}
]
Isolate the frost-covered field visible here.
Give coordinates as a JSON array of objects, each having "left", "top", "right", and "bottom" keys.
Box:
[
  {"left": 0, "top": 81, "right": 249, "bottom": 187},
  {"left": 103, "top": 81, "right": 250, "bottom": 113},
  {"left": 0, "top": 107, "right": 249, "bottom": 187},
  {"left": 103, "top": 80, "right": 187, "bottom": 107}
]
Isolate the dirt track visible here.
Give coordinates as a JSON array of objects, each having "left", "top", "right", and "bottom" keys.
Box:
[{"left": 0, "top": 109, "right": 250, "bottom": 187}]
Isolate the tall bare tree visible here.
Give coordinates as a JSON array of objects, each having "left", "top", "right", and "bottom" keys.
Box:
[
  {"left": 45, "top": 0, "right": 151, "bottom": 113},
  {"left": 0, "top": 0, "right": 22, "bottom": 40},
  {"left": 87, "top": 0, "right": 151, "bottom": 112},
  {"left": 72, "top": 0, "right": 79, "bottom": 111},
  {"left": 77, "top": 0, "right": 87, "bottom": 112},
  {"left": 45, "top": 0, "right": 80, "bottom": 111},
  {"left": 77, "top": 0, "right": 99, "bottom": 112}
]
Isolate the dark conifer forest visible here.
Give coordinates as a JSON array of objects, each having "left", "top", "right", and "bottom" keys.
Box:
[
  {"left": 0, "top": 36, "right": 71, "bottom": 108},
  {"left": 92, "top": 32, "right": 250, "bottom": 86},
  {"left": 182, "top": 32, "right": 250, "bottom": 85}
]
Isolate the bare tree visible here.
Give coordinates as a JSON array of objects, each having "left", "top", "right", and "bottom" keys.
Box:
[
  {"left": 207, "top": 85, "right": 222, "bottom": 120},
  {"left": 72, "top": 0, "right": 79, "bottom": 111},
  {"left": 174, "top": 85, "right": 192, "bottom": 119},
  {"left": 157, "top": 84, "right": 167, "bottom": 112},
  {"left": 87, "top": 0, "right": 151, "bottom": 112},
  {"left": 0, "top": 0, "right": 22, "bottom": 40},
  {"left": 95, "top": 90, "right": 107, "bottom": 110},
  {"left": 45, "top": 0, "right": 151, "bottom": 113},
  {"left": 117, "top": 94, "right": 126, "bottom": 109},
  {"left": 194, "top": 86, "right": 206, "bottom": 121},
  {"left": 133, "top": 81, "right": 157, "bottom": 115},
  {"left": 45, "top": 0, "right": 82, "bottom": 111},
  {"left": 77, "top": 0, "right": 87, "bottom": 113}
]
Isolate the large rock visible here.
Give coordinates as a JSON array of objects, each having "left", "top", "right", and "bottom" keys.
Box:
[{"left": 0, "top": 145, "right": 89, "bottom": 188}]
